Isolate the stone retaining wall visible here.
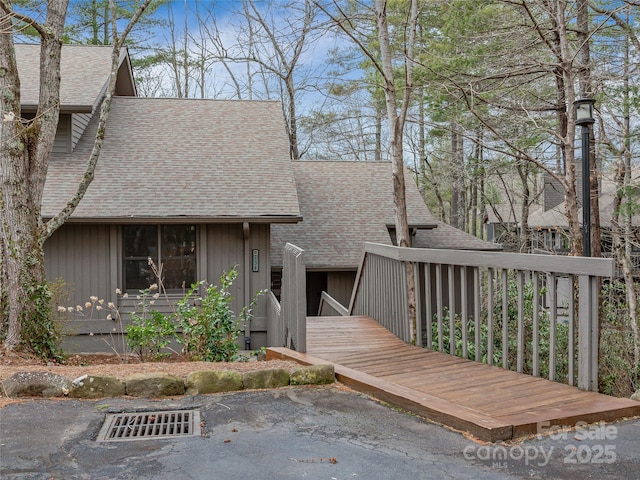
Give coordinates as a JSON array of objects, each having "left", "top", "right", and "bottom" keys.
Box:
[{"left": 2, "top": 365, "right": 335, "bottom": 399}]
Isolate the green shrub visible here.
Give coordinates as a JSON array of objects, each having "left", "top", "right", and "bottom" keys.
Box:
[
  {"left": 599, "top": 280, "right": 640, "bottom": 397},
  {"left": 125, "top": 286, "right": 176, "bottom": 362},
  {"left": 429, "top": 277, "right": 573, "bottom": 382},
  {"left": 176, "top": 267, "right": 263, "bottom": 362}
]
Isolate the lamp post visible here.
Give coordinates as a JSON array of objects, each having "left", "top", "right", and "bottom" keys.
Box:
[{"left": 574, "top": 98, "right": 595, "bottom": 257}]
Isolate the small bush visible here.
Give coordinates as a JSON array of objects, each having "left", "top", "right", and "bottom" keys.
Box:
[
  {"left": 125, "top": 286, "right": 176, "bottom": 362},
  {"left": 176, "top": 267, "right": 263, "bottom": 362}
]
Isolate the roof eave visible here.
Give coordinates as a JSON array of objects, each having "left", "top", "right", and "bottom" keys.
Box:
[
  {"left": 42, "top": 215, "right": 303, "bottom": 224},
  {"left": 22, "top": 104, "right": 93, "bottom": 114}
]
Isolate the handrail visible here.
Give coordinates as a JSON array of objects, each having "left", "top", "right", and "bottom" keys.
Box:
[
  {"left": 364, "top": 242, "right": 615, "bottom": 277},
  {"left": 266, "top": 291, "right": 282, "bottom": 348},
  {"left": 318, "top": 291, "right": 348, "bottom": 316}
]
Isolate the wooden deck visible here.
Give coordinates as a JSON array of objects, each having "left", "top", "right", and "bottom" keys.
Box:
[{"left": 267, "top": 316, "right": 640, "bottom": 442}]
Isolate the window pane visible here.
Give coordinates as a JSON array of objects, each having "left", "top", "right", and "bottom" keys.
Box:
[
  {"left": 161, "top": 225, "right": 196, "bottom": 258},
  {"left": 123, "top": 225, "right": 157, "bottom": 258},
  {"left": 161, "top": 225, "right": 196, "bottom": 289},
  {"left": 162, "top": 258, "right": 196, "bottom": 290},
  {"left": 124, "top": 259, "right": 155, "bottom": 290}
]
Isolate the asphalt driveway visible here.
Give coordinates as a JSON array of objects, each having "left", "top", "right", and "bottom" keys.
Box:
[{"left": 1, "top": 385, "right": 638, "bottom": 479}]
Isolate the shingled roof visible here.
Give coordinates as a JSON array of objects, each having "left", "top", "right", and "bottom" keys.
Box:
[
  {"left": 16, "top": 44, "right": 134, "bottom": 113},
  {"left": 42, "top": 97, "right": 301, "bottom": 221},
  {"left": 271, "top": 161, "right": 499, "bottom": 269}
]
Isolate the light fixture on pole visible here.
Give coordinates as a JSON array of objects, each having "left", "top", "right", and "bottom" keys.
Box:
[{"left": 573, "top": 97, "right": 595, "bottom": 257}]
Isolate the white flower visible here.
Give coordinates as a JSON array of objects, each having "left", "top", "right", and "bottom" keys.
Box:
[
  {"left": 90, "top": 296, "right": 98, "bottom": 302},
  {"left": 57, "top": 306, "right": 67, "bottom": 313},
  {"left": 76, "top": 305, "right": 83, "bottom": 312},
  {"left": 149, "top": 283, "right": 158, "bottom": 291},
  {"left": 107, "top": 302, "right": 116, "bottom": 309},
  {"left": 123, "top": 293, "right": 129, "bottom": 298},
  {"left": 67, "top": 307, "right": 74, "bottom": 313},
  {"left": 136, "top": 295, "right": 141, "bottom": 300},
  {"left": 85, "top": 302, "right": 92, "bottom": 308},
  {"left": 115, "top": 288, "right": 122, "bottom": 295},
  {"left": 152, "top": 293, "right": 160, "bottom": 300},
  {"left": 96, "top": 306, "right": 103, "bottom": 311},
  {"left": 3, "top": 111, "right": 15, "bottom": 122},
  {"left": 89, "top": 332, "right": 94, "bottom": 336},
  {"left": 149, "top": 300, "right": 155, "bottom": 305},
  {"left": 107, "top": 314, "right": 112, "bottom": 320},
  {"left": 98, "top": 299, "right": 105, "bottom": 305}
]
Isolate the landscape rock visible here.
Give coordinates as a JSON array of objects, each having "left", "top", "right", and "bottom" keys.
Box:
[
  {"left": 243, "top": 368, "right": 290, "bottom": 390},
  {"left": 185, "top": 370, "right": 243, "bottom": 395},
  {"left": 125, "top": 372, "right": 185, "bottom": 397},
  {"left": 290, "top": 364, "right": 335, "bottom": 386},
  {"left": 631, "top": 389, "right": 640, "bottom": 402},
  {"left": 69, "top": 374, "right": 126, "bottom": 399},
  {"left": 3, "top": 372, "right": 72, "bottom": 398}
]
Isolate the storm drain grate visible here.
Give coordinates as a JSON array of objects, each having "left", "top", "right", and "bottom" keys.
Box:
[{"left": 97, "top": 409, "right": 201, "bottom": 442}]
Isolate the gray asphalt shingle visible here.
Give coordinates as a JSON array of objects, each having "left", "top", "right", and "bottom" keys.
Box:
[
  {"left": 271, "top": 161, "right": 499, "bottom": 269},
  {"left": 16, "top": 44, "right": 120, "bottom": 112},
  {"left": 42, "top": 97, "right": 301, "bottom": 220}
]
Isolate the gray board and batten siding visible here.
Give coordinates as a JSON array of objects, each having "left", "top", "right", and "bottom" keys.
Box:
[{"left": 45, "top": 223, "right": 272, "bottom": 352}]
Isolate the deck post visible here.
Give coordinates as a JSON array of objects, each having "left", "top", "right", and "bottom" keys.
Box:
[
  {"left": 578, "top": 275, "right": 599, "bottom": 391},
  {"left": 282, "top": 243, "right": 307, "bottom": 353}
]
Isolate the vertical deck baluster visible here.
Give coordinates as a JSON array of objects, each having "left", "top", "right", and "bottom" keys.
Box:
[
  {"left": 448, "top": 264, "right": 456, "bottom": 355},
  {"left": 461, "top": 266, "right": 468, "bottom": 359},
  {"left": 436, "top": 264, "right": 444, "bottom": 352},
  {"left": 425, "top": 263, "right": 433, "bottom": 349},
  {"left": 414, "top": 262, "right": 422, "bottom": 347},
  {"left": 517, "top": 270, "right": 525, "bottom": 373},
  {"left": 549, "top": 273, "right": 557, "bottom": 382},
  {"left": 474, "top": 267, "right": 481, "bottom": 362},
  {"left": 502, "top": 269, "right": 509, "bottom": 370},
  {"left": 487, "top": 268, "right": 494, "bottom": 366},
  {"left": 532, "top": 271, "right": 540, "bottom": 377},
  {"left": 568, "top": 275, "right": 576, "bottom": 386}
]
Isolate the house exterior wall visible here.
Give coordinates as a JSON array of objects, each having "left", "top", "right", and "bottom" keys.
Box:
[
  {"left": 327, "top": 271, "right": 357, "bottom": 309},
  {"left": 45, "top": 222, "right": 272, "bottom": 353},
  {"left": 53, "top": 114, "right": 72, "bottom": 153}
]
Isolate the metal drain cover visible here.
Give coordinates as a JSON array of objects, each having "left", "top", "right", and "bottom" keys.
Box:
[{"left": 97, "top": 409, "right": 201, "bottom": 442}]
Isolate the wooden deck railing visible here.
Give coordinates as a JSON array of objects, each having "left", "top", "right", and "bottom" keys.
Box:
[
  {"left": 348, "top": 242, "right": 614, "bottom": 391},
  {"left": 278, "top": 243, "right": 307, "bottom": 352}
]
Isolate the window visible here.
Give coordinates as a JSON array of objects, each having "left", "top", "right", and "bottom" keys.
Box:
[{"left": 123, "top": 225, "right": 196, "bottom": 291}]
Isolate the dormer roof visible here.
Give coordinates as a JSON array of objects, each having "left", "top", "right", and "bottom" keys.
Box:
[{"left": 16, "top": 44, "right": 135, "bottom": 113}]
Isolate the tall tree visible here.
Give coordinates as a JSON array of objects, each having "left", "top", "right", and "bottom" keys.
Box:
[
  {"left": 320, "top": 0, "right": 421, "bottom": 342},
  {"left": 0, "top": 0, "right": 153, "bottom": 356}
]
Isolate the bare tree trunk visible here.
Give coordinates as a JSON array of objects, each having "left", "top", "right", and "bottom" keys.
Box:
[
  {"left": 375, "top": 103, "right": 382, "bottom": 162},
  {"left": 0, "top": 1, "right": 67, "bottom": 353},
  {"left": 1, "top": 0, "right": 152, "bottom": 355},
  {"left": 517, "top": 161, "right": 531, "bottom": 253},
  {"left": 609, "top": 26, "right": 639, "bottom": 367},
  {"left": 450, "top": 121, "right": 465, "bottom": 231},
  {"left": 375, "top": 0, "right": 419, "bottom": 343}
]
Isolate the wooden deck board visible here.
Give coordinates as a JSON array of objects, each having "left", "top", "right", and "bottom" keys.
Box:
[{"left": 267, "top": 315, "right": 640, "bottom": 442}]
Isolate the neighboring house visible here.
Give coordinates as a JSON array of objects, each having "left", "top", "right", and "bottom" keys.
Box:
[
  {"left": 20, "top": 45, "right": 300, "bottom": 351},
  {"left": 484, "top": 171, "right": 640, "bottom": 275},
  {"left": 271, "top": 161, "right": 501, "bottom": 315}
]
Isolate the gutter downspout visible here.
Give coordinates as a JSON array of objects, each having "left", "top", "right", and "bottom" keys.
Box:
[{"left": 243, "top": 222, "right": 251, "bottom": 350}]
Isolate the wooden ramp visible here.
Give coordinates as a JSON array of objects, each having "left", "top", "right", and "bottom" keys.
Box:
[{"left": 267, "top": 316, "right": 640, "bottom": 442}]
